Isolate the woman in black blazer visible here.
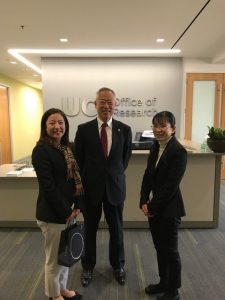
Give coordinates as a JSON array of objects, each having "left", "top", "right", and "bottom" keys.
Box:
[
  {"left": 32, "top": 108, "right": 83, "bottom": 300},
  {"left": 140, "top": 111, "right": 187, "bottom": 300}
]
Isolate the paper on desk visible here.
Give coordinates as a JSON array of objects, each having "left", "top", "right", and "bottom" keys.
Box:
[
  {"left": 6, "top": 170, "right": 23, "bottom": 176},
  {"left": 142, "top": 130, "right": 154, "bottom": 138},
  {"left": 22, "top": 167, "right": 34, "bottom": 172}
]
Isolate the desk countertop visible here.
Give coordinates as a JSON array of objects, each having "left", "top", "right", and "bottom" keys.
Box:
[
  {"left": 0, "top": 164, "right": 36, "bottom": 178},
  {"left": 0, "top": 139, "right": 221, "bottom": 178},
  {"left": 132, "top": 139, "right": 216, "bottom": 155}
]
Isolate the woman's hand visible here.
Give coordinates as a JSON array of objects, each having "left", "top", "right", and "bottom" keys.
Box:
[
  {"left": 67, "top": 208, "right": 81, "bottom": 221},
  {"left": 72, "top": 208, "right": 80, "bottom": 217},
  {"left": 141, "top": 204, "right": 150, "bottom": 217},
  {"left": 75, "top": 183, "right": 84, "bottom": 196}
]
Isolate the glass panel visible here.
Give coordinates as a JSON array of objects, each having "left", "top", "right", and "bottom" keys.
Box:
[{"left": 192, "top": 81, "right": 215, "bottom": 143}]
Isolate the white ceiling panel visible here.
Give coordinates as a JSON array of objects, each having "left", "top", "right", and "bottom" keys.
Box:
[{"left": 0, "top": 0, "right": 224, "bottom": 89}]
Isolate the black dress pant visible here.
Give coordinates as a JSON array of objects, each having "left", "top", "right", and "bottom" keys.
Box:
[
  {"left": 149, "top": 215, "right": 181, "bottom": 291},
  {"left": 81, "top": 194, "right": 125, "bottom": 271}
]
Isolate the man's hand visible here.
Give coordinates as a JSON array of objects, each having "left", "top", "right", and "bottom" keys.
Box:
[{"left": 141, "top": 203, "right": 154, "bottom": 218}]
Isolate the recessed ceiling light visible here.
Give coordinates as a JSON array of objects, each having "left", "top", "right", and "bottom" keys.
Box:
[
  {"left": 10, "top": 61, "right": 17, "bottom": 64},
  {"left": 60, "top": 38, "right": 68, "bottom": 42},
  {"left": 156, "top": 38, "right": 165, "bottom": 43}
]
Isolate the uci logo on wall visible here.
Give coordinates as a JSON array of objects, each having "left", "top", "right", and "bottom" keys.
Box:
[
  {"left": 61, "top": 97, "right": 96, "bottom": 117},
  {"left": 61, "top": 97, "right": 158, "bottom": 118}
]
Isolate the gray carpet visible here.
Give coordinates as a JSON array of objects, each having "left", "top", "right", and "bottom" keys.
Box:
[{"left": 0, "top": 181, "right": 225, "bottom": 300}]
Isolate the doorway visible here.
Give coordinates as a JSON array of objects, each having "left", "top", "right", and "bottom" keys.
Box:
[
  {"left": 0, "top": 85, "right": 12, "bottom": 164},
  {"left": 185, "top": 73, "right": 225, "bottom": 179}
]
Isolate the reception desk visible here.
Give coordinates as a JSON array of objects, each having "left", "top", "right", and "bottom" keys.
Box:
[{"left": 0, "top": 140, "right": 223, "bottom": 228}]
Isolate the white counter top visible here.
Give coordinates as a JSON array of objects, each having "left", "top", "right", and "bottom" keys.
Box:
[
  {"left": 0, "top": 139, "right": 221, "bottom": 178},
  {"left": 0, "top": 164, "right": 36, "bottom": 178},
  {"left": 132, "top": 139, "right": 215, "bottom": 155}
]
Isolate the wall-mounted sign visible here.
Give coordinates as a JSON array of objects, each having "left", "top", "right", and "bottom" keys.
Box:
[
  {"left": 115, "top": 97, "right": 157, "bottom": 117},
  {"left": 61, "top": 97, "right": 80, "bottom": 117},
  {"left": 61, "top": 96, "right": 158, "bottom": 118}
]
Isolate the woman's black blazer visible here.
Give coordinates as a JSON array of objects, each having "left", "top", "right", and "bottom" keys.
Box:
[
  {"left": 140, "top": 136, "right": 187, "bottom": 218},
  {"left": 32, "top": 143, "right": 77, "bottom": 223}
]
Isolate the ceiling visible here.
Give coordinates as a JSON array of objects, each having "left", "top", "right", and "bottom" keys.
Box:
[{"left": 1, "top": 0, "right": 225, "bottom": 90}]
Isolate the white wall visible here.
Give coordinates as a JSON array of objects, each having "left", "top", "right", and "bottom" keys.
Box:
[
  {"left": 42, "top": 57, "right": 183, "bottom": 141},
  {"left": 183, "top": 58, "right": 225, "bottom": 73},
  {"left": 0, "top": 74, "right": 43, "bottom": 161}
]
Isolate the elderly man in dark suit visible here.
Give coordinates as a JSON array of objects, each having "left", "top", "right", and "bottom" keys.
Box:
[{"left": 74, "top": 87, "right": 132, "bottom": 287}]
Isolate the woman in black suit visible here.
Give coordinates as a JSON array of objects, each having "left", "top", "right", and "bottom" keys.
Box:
[
  {"left": 32, "top": 108, "right": 83, "bottom": 300},
  {"left": 140, "top": 111, "right": 187, "bottom": 300}
]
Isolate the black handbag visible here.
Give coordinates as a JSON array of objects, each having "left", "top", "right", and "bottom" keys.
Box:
[{"left": 58, "top": 220, "right": 85, "bottom": 267}]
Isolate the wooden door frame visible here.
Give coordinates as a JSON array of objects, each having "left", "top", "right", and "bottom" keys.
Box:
[
  {"left": 185, "top": 73, "right": 225, "bottom": 179},
  {"left": 0, "top": 84, "right": 12, "bottom": 163},
  {"left": 185, "top": 73, "right": 224, "bottom": 140}
]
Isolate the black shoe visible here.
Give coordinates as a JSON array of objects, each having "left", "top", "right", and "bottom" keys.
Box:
[
  {"left": 113, "top": 268, "right": 126, "bottom": 285},
  {"left": 49, "top": 293, "right": 82, "bottom": 300},
  {"left": 145, "top": 283, "right": 166, "bottom": 294},
  {"left": 81, "top": 269, "right": 93, "bottom": 287},
  {"left": 156, "top": 291, "right": 180, "bottom": 300},
  {"left": 63, "top": 292, "right": 82, "bottom": 300}
]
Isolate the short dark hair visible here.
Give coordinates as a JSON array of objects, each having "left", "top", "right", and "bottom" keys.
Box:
[
  {"left": 96, "top": 87, "right": 116, "bottom": 99},
  {"left": 152, "top": 111, "right": 176, "bottom": 135},
  {"left": 37, "top": 108, "right": 69, "bottom": 145}
]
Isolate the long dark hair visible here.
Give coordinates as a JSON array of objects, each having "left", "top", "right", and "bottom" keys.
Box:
[{"left": 37, "top": 108, "right": 70, "bottom": 146}]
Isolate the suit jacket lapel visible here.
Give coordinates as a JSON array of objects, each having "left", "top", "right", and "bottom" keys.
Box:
[
  {"left": 90, "top": 119, "right": 100, "bottom": 139},
  {"left": 108, "top": 119, "right": 120, "bottom": 158},
  {"left": 155, "top": 137, "right": 175, "bottom": 170},
  {"left": 90, "top": 118, "right": 104, "bottom": 152}
]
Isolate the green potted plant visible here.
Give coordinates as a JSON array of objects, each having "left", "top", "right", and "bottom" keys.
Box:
[{"left": 207, "top": 126, "right": 225, "bottom": 152}]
